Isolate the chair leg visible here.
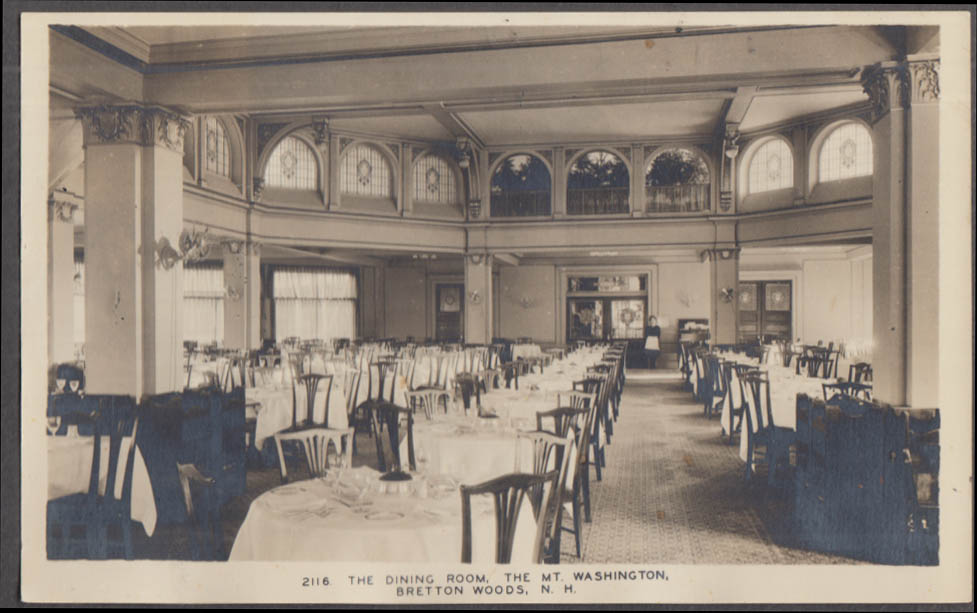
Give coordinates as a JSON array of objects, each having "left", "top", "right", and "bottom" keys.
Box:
[
  {"left": 572, "top": 490, "right": 582, "bottom": 557},
  {"left": 582, "top": 464, "right": 592, "bottom": 523},
  {"left": 273, "top": 436, "right": 289, "bottom": 484}
]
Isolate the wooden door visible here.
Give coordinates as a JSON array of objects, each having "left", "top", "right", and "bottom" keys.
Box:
[{"left": 738, "top": 280, "right": 792, "bottom": 343}]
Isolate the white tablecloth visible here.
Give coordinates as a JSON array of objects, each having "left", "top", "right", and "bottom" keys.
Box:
[
  {"left": 408, "top": 416, "right": 535, "bottom": 484},
  {"left": 47, "top": 434, "right": 158, "bottom": 537},
  {"left": 228, "top": 467, "right": 537, "bottom": 563}
]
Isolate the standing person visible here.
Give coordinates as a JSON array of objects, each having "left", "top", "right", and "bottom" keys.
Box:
[{"left": 644, "top": 315, "right": 662, "bottom": 369}]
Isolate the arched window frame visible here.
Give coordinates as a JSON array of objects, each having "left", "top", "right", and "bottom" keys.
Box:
[
  {"left": 808, "top": 118, "right": 874, "bottom": 192},
  {"left": 199, "top": 115, "right": 246, "bottom": 196},
  {"left": 262, "top": 133, "right": 322, "bottom": 192},
  {"left": 409, "top": 149, "right": 464, "bottom": 213},
  {"left": 337, "top": 139, "right": 400, "bottom": 210},
  {"left": 643, "top": 145, "right": 714, "bottom": 214},
  {"left": 565, "top": 147, "right": 632, "bottom": 216},
  {"left": 487, "top": 151, "right": 553, "bottom": 218},
  {"left": 739, "top": 134, "right": 796, "bottom": 197}
]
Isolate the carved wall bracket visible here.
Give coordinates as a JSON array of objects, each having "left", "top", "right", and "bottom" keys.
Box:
[{"left": 49, "top": 198, "right": 79, "bottom": 223}]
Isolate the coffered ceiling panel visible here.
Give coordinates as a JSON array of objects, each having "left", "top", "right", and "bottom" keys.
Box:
[{"left": 460, "top": 99, "right": 725, "bottom": 146}]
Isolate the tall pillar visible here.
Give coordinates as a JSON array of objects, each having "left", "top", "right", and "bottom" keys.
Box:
[
  {"left": 708, "top": 249, "right": 740, "bottom": 345},
  {"left": 48, "top": 197, "right": 78, "bottom": 366},
  {"left": 76, "top": 104, "right": 190, "bottom": 396},
  {"left": 464, "top": 253, "right": 493, "bottom": 344},
  {"left": 552, "top": 147, "right": 566, "bottom": 218},
  {"left": 862, "top": 61, "right": 933, "bottom": 406},
  {"left": 905, "top": 58, "right": 940, "bottom": 407},
  {"left": 222, "top": 240, "right": 262, "bottom": 350}
]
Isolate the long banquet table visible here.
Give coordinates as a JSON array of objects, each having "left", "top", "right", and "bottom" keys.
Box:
[{"left": 228, "top": 466, "right": 537, "bottom": 563}]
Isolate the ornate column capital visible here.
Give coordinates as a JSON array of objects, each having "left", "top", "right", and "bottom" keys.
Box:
[
  {"left": 906, "top": 59, "right": 940, "bottom": 105},
  {"left": 861, "top": 62, "right": 908, "bottom": 124},
  {"left": 313, "top": 118, "right": 329, "bottom": 145},
  {"left": 74, "top": 104, "right": 191, "bottom": 152}
]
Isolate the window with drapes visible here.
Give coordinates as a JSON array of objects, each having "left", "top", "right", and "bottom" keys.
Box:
[
  {"left": 183, "top": 263, "right": 225, "bottom": 344},
  {"left": 818, "top": 122, "right": 873, "bottom": 182},
  {"left": 273, "top": 267, "right": 357, "bottom": 342},
  {"left": 266, "top": 136, "right": 318, "bottom": 190},
  {"left": 747, "top": 138, "right": 794, "bottom": 194},
  {"left": 73, "top": 257, "right": 85, "bottom": 348}
]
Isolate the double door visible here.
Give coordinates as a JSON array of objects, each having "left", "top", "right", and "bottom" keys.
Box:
[
  {"left": 567, "top": 298, "right": 646, "bottom": 342},
  {"left": 737, "top": 280, "right": 792, "bottom": 343}
]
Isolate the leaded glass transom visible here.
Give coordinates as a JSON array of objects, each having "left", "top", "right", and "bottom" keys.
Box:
[
  {"left": 747, "top": 138, "right": 794, "bottom": 194},
  {"left": 413, "top": 154, "right": 458, "bottom": 204},
  {"left": 341, "top": 144, "right": 393, "bottom": 198},
  {"left": 818, "top": 122, "right": 873, "bottom": 182},
  {"left": 266, "top": 136, "right": 317, "bottom": 190},
  {"left": 205, "top": 117, "right": 230, "bottom": 178}
]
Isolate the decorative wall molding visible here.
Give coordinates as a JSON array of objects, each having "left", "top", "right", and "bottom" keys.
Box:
[
  {"left": 74, "top": 104, "right": 191, "bottom": 152},
  {"left": 257, "top": 122, "right": 288, "bottom": 154},
  {"left": 312, "top": 119, "right": 329, "bottom": 145}
]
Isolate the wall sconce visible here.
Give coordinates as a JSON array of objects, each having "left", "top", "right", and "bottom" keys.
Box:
[
  {"left": 518, "top": 296, "right": 537, "bottom": 309},
  {"left": 155, "top": 227, "right": 212, "bottom": 270},
  {"left": 468, "top": 290, "right": 482, "bottom": 305},
  {"left": 467, "top": 199, "right": 482, "bottom": 219},
  {"left": 720, "top": 287, "right": 736, "bottom": 303}
]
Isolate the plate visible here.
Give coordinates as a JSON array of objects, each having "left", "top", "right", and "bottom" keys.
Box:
[{"left": 365, "top": 510, "right": 405, "bottom": 521}]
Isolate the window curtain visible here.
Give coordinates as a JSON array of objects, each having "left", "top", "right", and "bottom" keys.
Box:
[
  {"left": 183, "top": 263, "right": 225, "bottom": 344},
  {"left": 73, "top": 259, "right": 85, "bottom": 349},
  {"left": 273, "top": 267, "right": 357, "bottom": 342}
]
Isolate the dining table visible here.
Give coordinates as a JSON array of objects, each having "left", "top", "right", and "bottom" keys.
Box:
[
  {"left": 228, "top": 466, "right": 538, "bottom": 563},
  {"left": 47, "top": 431, "right": 158, "bottom": 537}
]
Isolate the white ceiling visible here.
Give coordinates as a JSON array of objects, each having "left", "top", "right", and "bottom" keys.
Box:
[
  {"left": 740, "top": 90, "right": 870, "bottom": 132},
  {"left": 460, "top": 99, "right": 726, "bottom": 146},
  {"left": 329, "top": 115, "right": 454, "bottom": 141}
]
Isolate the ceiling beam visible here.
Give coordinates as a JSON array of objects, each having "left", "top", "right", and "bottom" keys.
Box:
[
  {"left": 422, "top": 103, "right": 484, "bottom": 148},
  {"left": 493, "top": 253, "right": 520, "bottom": 267}
]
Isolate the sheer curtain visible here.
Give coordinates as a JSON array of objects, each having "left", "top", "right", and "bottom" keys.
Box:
[
  {"left": 73, "top": 259, "right": 85, "bottom": 354},
  {"left": 273, "top": 267, "right": 357, "bottom": 342},
  {"left": 183, "top": 263, "right": 225, "bottom": 344}
]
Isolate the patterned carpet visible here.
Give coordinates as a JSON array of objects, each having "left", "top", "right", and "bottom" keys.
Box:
[
  {"left": 573, "top": 376, "right": 862, "bottom": 564},
  {"left": 133, "top": 375, "right": 864, "bottom": 564}
]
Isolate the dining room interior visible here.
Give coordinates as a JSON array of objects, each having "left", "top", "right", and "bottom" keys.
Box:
[{"left": 38, "top": 19, "right": 964, "bottom": 570}]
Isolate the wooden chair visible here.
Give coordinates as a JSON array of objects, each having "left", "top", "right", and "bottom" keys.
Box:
[
  {"left": 369, "top": 402, "right": 416, "bottom": 480},
  {"left": 404, "top": 388, "right": 446, "bottom": 420},
  {"left": 823, "top": 381, "right": 873, "bottom": 402},
  {"left": 460, "top": 470, "right": 560, "bottom": 564},
  {"left": 176, "top": 462, "right": 221, "bottom": 560},
  {"left": 47, "top": 395, "right": 139, "bottom": 560},
  {"left": 848, "top": 362, "right": 873, "bottom": 384},
  {"left": 535, "top": 407, "right": 586, "bottom": 439},
  {"left": 741, "top": 371, "right": 795, "bottom": 488},
  {"left": 516, "top": 430, "right": 574, "bottom": 563},
  {"left": 274, "top": 374, "right": 352, "bottom": 483},
  {"left": 722, "top": 361, "right": 747, "bottom": 444}
]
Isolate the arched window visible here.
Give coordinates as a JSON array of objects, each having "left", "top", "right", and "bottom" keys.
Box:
[
  {"left": 747, "top": 138, "right": 793, "bottom": 194},
  {"left": 645, "top": 148, "right": 711, "bottom": 213},
  {"left": 490, "top": 154, "right": 551, "bottom": 217},
  {"left": 412, "top": 153, "right": 459, "bottom": 205},
  {"left": 818, "top": 122, "right": 873, "bottom": 182},
  {"left": 340, "top": 143, "right": 394, "bottom": 199},
  {"left": 266, "top": 136, "right": 317, "bottom": 190},
  {"left": 567, "top": 150, "right": 629, "bottom": 215},
  {"left": 204, "top": 117, "right": 230, "bottom": 178}
]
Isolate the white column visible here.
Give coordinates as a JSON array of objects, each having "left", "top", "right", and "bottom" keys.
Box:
[
  {"left": 464, "top": 254, "right": 493, "bottom": 344},
  {"left": 77, "top": 104, "right": 190, "bottom": 396},
  {"left": 48, "top": 197, "right": 77, "bottom": 366}
]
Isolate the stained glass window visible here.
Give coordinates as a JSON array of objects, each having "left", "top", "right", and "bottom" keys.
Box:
[
  {"left": 818, "top": 122, "right": 873, "bottom": 182},
  {"left": 266, "top": 136, "right": 317, "bottom": 190},
  {"left": 747, "top": 138, "right": 793, "bottom": 194},
  {"left": 205, "top": 117, "right": 230, "bottom": 178},
  {"left": 340, "top": 144, "right": 393, "bottom": 198},
  {"left": 567, "top": 150, "right": 629, "bottom": 215},
  {"left": 490, "top": 154, "right": 551, "bottom": 217},
  {"left": 412, "top": 154, "right": 458, "bottom": 204}
]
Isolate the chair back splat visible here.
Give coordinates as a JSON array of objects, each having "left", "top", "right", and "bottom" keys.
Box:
[{"left": 460, "top": 471, "right": 559, "bottom": 564}]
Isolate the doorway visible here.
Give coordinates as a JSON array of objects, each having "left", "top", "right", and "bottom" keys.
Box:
[
  {"left": 435, "top": 283, "right": 464, "bottom": 342},
  {"left": 737, "top": 280, "right": 793, "bottom": 343}
]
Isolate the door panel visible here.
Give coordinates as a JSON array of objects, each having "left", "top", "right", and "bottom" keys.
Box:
[{"left": 436, "top": 284, "right": 463, "bottom": 341}]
